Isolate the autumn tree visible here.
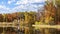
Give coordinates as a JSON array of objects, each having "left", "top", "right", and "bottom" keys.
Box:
[
  {"left": 56, "top": 0, "right": 60, "bottom": 24},
  {"left": 0, "top": 14, "right": 3, "bottom": 22}
]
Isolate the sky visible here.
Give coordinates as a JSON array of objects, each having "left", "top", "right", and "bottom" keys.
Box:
[{"left": 0, "top": 0, "right": 46, "bottom": 14}]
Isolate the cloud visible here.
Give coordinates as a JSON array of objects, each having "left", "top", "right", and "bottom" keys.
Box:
[
  {"left": 8, "top": 1, "right": 11, "bottom": 4},
  {"left": 8, "top": 0, "right": 16, "bottom": 4},
  {"left": 16, "top": 0, "right": 28, "bottom": 5},
  {"left": 11, "top": 3, "right": 44, "bottom": 12},
  {"left": 0, "top": 5, "right": 10, "bottom": 10},
  {"left": 14, "top": 0, "right": 45, "bottom": 11},
  {"left": 29, "top": 0, "right": 45, "bottom": 3},
  {"left": 15, "top": 0, "right": 26, "bottom": 5},
  {"left": 11, "top": 5, "right": 27, "bottom": 12},
  {"left": 0, "top": 5, "right": 11, "bottom": 14},
  {"left": 0, "top": 0, "right": 45, "bottom": 14},
  {"left": 16, "top": 0, "right": 45, "bottom": 5},
  {"left": 7, "top": 0, "right": 45, "bottom": 12}
]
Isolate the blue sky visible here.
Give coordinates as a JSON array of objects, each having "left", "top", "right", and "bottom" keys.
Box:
[{"left": 0, "top": 0, "right": 46, "bottom": 14}]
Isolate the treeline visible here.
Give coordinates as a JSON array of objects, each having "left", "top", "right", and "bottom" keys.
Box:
[{"left": 0, "top": 12, "right": 37, "bottom": 22}]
